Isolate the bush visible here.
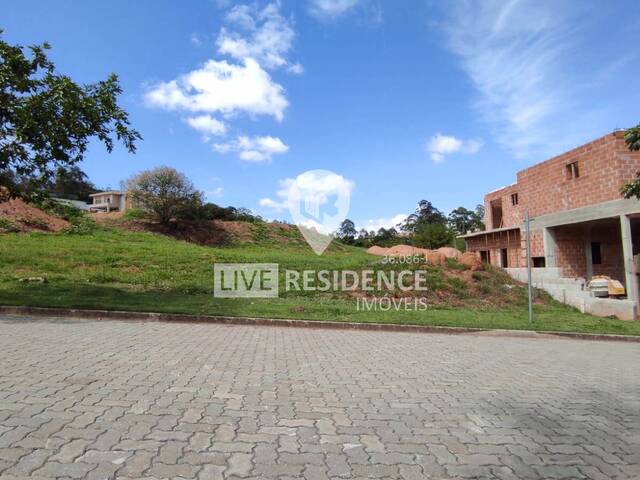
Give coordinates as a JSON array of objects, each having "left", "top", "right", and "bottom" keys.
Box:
[
  {"left": 191, "top": 203, "right": 263, "bottom": 223},
  {"left": 0, "top": 217, "right": 20, "bottom": 233},
  {"left": 35, "top": 199, "right": 96, "bottom": 234},
  {"left": 16, "top": 216, "right": 49, "bottom": 230},
  {"left": 38, "top": 200, "right": 85, "bottom": 222},
  {"left": 122, "top": 208, "right": 148, "bottom": 221},
  {"left": 445, "top": 258, "right": 467, "bottom": 270},
  {"left": 63, "top": 216, "right": 97, "bottom": 235}
]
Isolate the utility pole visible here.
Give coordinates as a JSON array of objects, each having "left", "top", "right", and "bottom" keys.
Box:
[{"left": 525, "top": 210, "right": 533, "bottom": 324}]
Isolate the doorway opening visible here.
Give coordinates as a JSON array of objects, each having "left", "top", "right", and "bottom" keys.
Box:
[{"left": 501, "top": 248, "right": 508, "bottom": 268}]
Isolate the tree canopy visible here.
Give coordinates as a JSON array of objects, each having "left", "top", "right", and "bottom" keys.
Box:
[
  {"left": 0, "top": 31, "right": 141, "bottom": 199},
  {"left": 125, "top": 167, "right": 203, "bottom": 225},
  {"left": 621, "top": 123, "right": 640, "bottom": 199},
  {"left": 448, "top": 205, "right": 484, "bottom": 235},
  {"left": 402, "top": 200, "right": 446, "bottom": 232},
  {"left": 337, "top": 219, "right": 357, "bottom": 243}
]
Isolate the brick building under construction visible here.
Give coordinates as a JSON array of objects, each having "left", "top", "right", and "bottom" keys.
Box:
[{"left": 461, "top": 131, "right": 640, "bottom": 320}]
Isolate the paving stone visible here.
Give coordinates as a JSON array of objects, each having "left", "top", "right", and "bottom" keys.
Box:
[
  {"left": 50, "top": 439, "right": 88, "bottom": 463},
  {"left": 147, "top": 462, "right": 199, "bottom": 478},
  {"left": 0, "top": 315, "right": 638, "bottom": 480},
  {"left": 198, "top": 464, "right": 225, "bottom": 480},
  {"left": 4, "top": 448, "right": 52, "bottom": 475},
  {"left": 113, "top": 450, "right": 153, "bottom": 477},
  {"left": 0, "top": 427, "right": 31, "bottom": 448},
  {"left": 33, "top": 461, "right": 95, "bottom": 479},
  {"left": 360, "top": 434, "right": 385, "bottom": 453},
  {"left": 226, "top": 452, "right": 253, "bottom": 477},
  {"left": 76, "top": 450, "right": 131, "bottom": 465}
]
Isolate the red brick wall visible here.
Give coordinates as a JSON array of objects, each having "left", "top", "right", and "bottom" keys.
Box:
[
  {"left": 515, "top": 230, "right": 544, "bottom": 268},
  {"left": 485, "top": 184, "right": 522, "bottom": 230},
  {"left": 554, "top": 226, "right": 587, "bottom": 278},
  {"left": 465, "top": 229, "right": 521, "bottom": 268},
  {"left": 483, "top": 132, "right": 640, "bottom": 229},
  {"left": 550, "top": 222, "right": 624, "bottom": 281},
  {"left": 591, "top": 231, "right": 624, "bottom": 282}
]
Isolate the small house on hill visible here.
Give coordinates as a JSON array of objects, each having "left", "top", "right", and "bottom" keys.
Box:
[{"left": 88, "top": 191, "right": 129, "bottom": 213}]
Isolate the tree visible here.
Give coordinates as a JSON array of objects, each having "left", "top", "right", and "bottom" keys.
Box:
[
  {"left": 621, "top": 123, "right": 640, "bottom": 199},
  {"left": 412, "top": 222, "right": 453, "bottom": 249},
  {"left": 337, "top": 218, "right": 357, "bottom": 243},
  {"left": 402, "top": 200, "right": 446, "bottom": 232},
  {"left": 474, "top": 204, "right": 485, "bottom": 230},
  {"left": 0, "top": 31, "right": 141, "bottom": 199},
  {"left": 48, "top": 166, "right": 98, "bottom": 202},
  {"left": 371, "top": 227, "right": 400, "bottom": 247},
  {"left": 125, "top": 167, "right": 203, "bottom": 225},
  {"left": 353, "top": 228, "right": 371, "bottom": 247},
  {"left": 625, "top": 124, "right": 640, "bottom": 151},
  {"left": 448, "top": 207, "right": 475, "bottom": 235}
]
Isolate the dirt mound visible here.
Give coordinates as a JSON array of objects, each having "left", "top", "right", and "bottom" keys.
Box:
[
  {"left": 89, "top": 211, "right": 124, "bottom": 222},
  {"left": 367, "top": 246, "right": 389, "bottom": 256},
  {"left": 437, "top": 247, "right": 462, "bottom": 259},
  {"left": 367, "top": 244, "right": 448, "bottom": 265},
  {"left": 367, "top": 244, "right": 446, "bottom": 265},
  {"left": 387, "top": 245, "right": 421, "bottom": 256},
  {"left": 459, "top": 252, "right": 483, "bottom": 271},
  {"left": 423, "top": 250, "right": 446, "bottom": 266},
  {"left": 0, "top": 198, "right": 69, "bottom": 233}
]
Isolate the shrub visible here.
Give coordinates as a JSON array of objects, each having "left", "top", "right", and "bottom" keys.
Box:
[
  {"left": 122, "top": 208, "right": 148, "bottom": 221},
  {"left": 16, "top": 216, "right": 49, "bottom": 230},
  {"left": 0, "top": 217, "right": 20, "bottom": 233},
  {"left": 447, "top": 277, "right": 468, "bottom": 294},
  {"left": 63, "top": 216, "right": 97, "bottom": 235},
  {"left": 39, "top": 200, "right": 85, "bottom": 222},
  {"left": 445, "top": 258, "right": 467, "bottom": 270}
]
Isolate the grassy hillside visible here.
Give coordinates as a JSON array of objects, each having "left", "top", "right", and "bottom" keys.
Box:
[{"left": 1, "top": 226, "right": 640, "bottom": 335}]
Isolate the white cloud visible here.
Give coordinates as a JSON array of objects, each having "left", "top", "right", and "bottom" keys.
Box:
[
  {"left": 190, "top": 33, "right": 206, "bottom": 47},
  {"left": 359, "top": 213, "right": 407, "bottom": 232},
  {"left": 214, "top": 135, "right": 289, "bottom": 163},
  {"left": 258, "top": 197, "right": 284, "bottom": 210},
  {"left": 185, "top": 115, "right": 227, "bottom": 138},
  {"left": 146, "top": 2, "right": 299, "bottom": 154},
  {"left": 145, "top": 58, "right": 288, "bottom": 121},
  {"left": 259, "top": 171, "right": 355, "bottom": 218},
  {"left": 287, "top": 63, "right": 304, "bottom": 75},
  {"left": 309, "top": 0, "right": 359, "bottom": 18},
  {"left": 439, "top": 0, "right": 598, "bottom": 158},
  {"left": 426, "top": 134, "right": 482, "bottom": 163},
  {"left": 216, "top": 3, "right": 300, "bottom": 71},
  {"left": 206, "top": 186, "right": 224, "bottom": 199}
]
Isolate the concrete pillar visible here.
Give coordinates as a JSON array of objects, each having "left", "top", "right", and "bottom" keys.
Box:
[
  {"left": 543, "top": 227, "right": 557, "bottom": 267},
  {"left": 584, "top": 225, "right": 593, "bottom": 281},
  {"left": 620, "top": 214, "right": 638, "bottom": 309}
]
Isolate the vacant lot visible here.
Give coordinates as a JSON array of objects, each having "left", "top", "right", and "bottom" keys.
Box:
[
  {"left": 1, "top": 227, "right": 640, "bottom": 335},
  {"left": 0, "top": 315, "right": 638, "bottom": 479}
]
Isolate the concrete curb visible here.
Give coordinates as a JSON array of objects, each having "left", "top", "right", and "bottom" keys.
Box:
[{"left": 1, "top": 305, "right": 639, "bottom": 343}]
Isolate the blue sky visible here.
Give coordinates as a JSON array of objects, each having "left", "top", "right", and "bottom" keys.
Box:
[{"left": 3, "top": 0, "right": 640, "bottom": 230}]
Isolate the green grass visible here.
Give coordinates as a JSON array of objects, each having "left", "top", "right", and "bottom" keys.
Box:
[{"left": 1, "top": 228, "right": 640, "bottom": 336}]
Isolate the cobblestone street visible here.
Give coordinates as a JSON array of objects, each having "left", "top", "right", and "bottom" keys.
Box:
[{"left": 0, "top": 315, "right": 639, "bottom": 479}]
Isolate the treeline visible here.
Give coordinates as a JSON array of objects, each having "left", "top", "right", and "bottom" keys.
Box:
[{"left": 337, "top": 200, "right": 485, "bottom": 250}]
